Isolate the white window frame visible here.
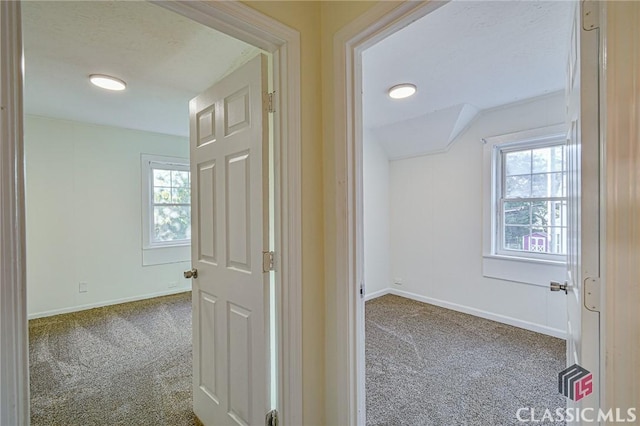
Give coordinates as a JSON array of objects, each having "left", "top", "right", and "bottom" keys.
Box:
[
  {"left": 481, "top": 125, "right": 567, "bottom": 286},
  {"left": 141, "top": 154, "right": 191, "bottom": 266},
  {"left": 493, "top": 136, "right": 568, "bottom": 262}
]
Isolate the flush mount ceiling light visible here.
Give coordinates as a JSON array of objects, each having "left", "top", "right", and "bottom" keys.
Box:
[
  {"left": 388, "top": 83, "right": 417, "bottom": 99},
  {"left": 89, "top": 74, "right": 127, "bottom": 91}
]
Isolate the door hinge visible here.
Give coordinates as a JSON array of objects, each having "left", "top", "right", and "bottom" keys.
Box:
[
  {"left": 584, "top": 277, "right": 601, "bottom": 312},
  {"left": 265, "top": 409, "right": 278, "bottom": 426},
  {"left": 582, "top": 1, "right": 600, "bottom": 31},
  {"left": 263, "top": 251, "right": 275, "bottom": 273},
  {"left": 360, "top": 282, "right": 365, "bottom": 298},
  {"left": 268, "top": 91, "right": 276, "bottom": 113}
]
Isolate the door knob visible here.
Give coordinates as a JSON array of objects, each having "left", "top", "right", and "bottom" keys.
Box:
[
  {"left": 550, "top": 281, "right": 568, "bottom": 294},
  {"left": 184, "top": 268, "right": 198, "bottom": 279}
]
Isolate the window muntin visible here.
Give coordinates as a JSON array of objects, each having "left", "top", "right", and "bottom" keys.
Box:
[{"left": 496, "top": 140, "right": 567, "bottom": 260}]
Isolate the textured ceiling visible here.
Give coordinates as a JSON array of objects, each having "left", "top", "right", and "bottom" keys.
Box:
[
  {"left": 22, "top": 1, "right": 259, "bottom": 137},
  {"left": 363, "top": 0, "right": 574, "bottom": 156},
  {"left": 22, "top": 1, "right": 573, "bottom": 143}
]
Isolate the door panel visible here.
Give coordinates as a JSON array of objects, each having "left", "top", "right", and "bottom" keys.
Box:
[
  {"left": 228, "top": 302, "right": 252, "bottom": 424},
  {"left": 226, "top": 151, "right": 251, "bottom": 271},
  {"left": 198, "top": 161, "right": 217, "bottom": 264},
  {"left": 225, "top": 88, "right": 251, "bottom": 135},
  {"left": 197, "top": 106, "right": 217, "bottom": 147},
  {"left": 199, "top": 292, "right": 219, "bottom": 402},
  {"left": 190, "top": 54, "right": 269, "bottom": 426}
]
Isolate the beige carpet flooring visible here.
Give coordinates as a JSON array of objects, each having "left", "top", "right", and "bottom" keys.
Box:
[
  {"left": 30, "top": 291, "right": 566, "bottom": 425},
  {"left": 366, "top": 295, "right": 567, "bottom": 426},
  {"left": 29, "top": 292, "right": 196, "bottom": 426}
]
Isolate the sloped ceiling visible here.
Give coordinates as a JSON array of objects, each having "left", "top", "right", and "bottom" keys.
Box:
[
  {"left": 363, "top": 0, "right": 574, "bottom": 158},
  {"left": 22, "top": 1, "right": 260, "bottom": 137},
  {"left": 375, "top": 104, "right": 479, "bottom": 160}
]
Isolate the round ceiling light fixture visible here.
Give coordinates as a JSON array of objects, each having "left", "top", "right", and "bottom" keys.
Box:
[
  {"left": 388, "top": 83, "right": 417, "bottom": 99},
  {"left": 89, "top": 74, "right": 127, "bottom": 91}
]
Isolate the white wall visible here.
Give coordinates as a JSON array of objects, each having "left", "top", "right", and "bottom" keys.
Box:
[
  {"left": 25, "top": 115, "right": 191, "bottom": 318},
  {"left": 363, "top": 130, "right": 391, "bottom": 297},
  {"left": 386, "top": 94, "right": 567, "bottom": 337}
]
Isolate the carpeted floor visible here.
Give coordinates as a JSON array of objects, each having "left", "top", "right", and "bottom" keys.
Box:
[
  {"left": 29, "top": 292, "right": 196, "bottom": 426},
  {"left": 366, "top": 295, "right": 566, "bottom": 426},
  {"left": 30, "top": 291, "right": 566, "bottom": 425}
]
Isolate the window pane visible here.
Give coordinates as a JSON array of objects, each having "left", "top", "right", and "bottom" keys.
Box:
[
  {"left": 525, "top": 228, "right": 548, "bottom": 253},
  {"left": 553, "top": 172, "right": 566, "bottom": 197},
  {"left": 154, "top": 187, "right": 172, "bottom": 203},
  {"left": 504, "top": 225, "right": 530, "bottom": 251},
  {"left": 547, "top": 227, "right": 567, "bottom": 255},
  {"left": 505, "top": 175, "right": 531, "bottom": 198},
  {"left": 551, "top": 201, "right": 567, "bottom": 227},
  {"left": 531, "top": 174, "right": 548, "bottom": 197},
  {"left": 532, "top": 147, "right": 550, "bottom": 173},
  {"left": 153, "top": 206, "right": 191, "bottom": 242},
  {"left": 504, "top": 201, "right": 530, "bottom": 225},
  {"left": 532, "top": 146, "right": 564, "bottom": 173},
  {"left": 550, "top": 145, "right": 564, "bottom": 172},
  {"left": 153, "top": 169, "right": 171, "bottom": 187},
  {"left": 531, "top": 226, "right": 546, "bottom": 235},
  {"left": 505, "top": 150, "right": 531, "bottom": 176},
  {"left": 532, "top": 172, "right": 564, "bottom": 197},
  {"left": 172, "top": 187, "right": 191, "bottom": 204},
  {"left": 172, "top": 171, "right": 190, "bottom": 188},
  {"left": 531, "top": 201, "right": 548, "bottom": 226}
]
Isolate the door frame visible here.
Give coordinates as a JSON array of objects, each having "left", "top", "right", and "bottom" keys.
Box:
[
  {"left": 0, "top": 2, "right": 303, "bottom": 425},
  {"left": 331, "top": 1, "right": 607, "bottom": 424}
]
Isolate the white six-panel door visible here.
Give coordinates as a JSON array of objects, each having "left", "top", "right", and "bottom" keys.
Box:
[
  {"left": 565, "top": 1, "right": 601, "bottom": 419},
  {"left": 189, "top": 54, "right": 270, "bottom": 426}
]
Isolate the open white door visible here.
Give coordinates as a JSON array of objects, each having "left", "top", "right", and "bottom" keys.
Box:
[
  {"left": 188, "top": 54, "right": 271, "bottom": 426},
  {"left": 562, "top": 1, "right": 601, "bottom": 419}
]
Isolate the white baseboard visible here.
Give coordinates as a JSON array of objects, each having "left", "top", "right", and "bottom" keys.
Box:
[
  {"left": 364, "top": 288, "right": 392, "bottom": 301},
  {"left": 379, "top": 288, "right": 566, "bottom": 340},
  {"left": 28, "top": 287, "right": 192, "bottom": 320}
]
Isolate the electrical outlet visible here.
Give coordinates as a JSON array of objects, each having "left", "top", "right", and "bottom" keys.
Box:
[
  {"left": 79, "top": 282, "right": 88, "bottom": 293},
  {"left": 168, "top": 281, "right": 178, "bottom": 288},
  {"left": 393, "top": 278, "right": 403, "bottom": 286}
]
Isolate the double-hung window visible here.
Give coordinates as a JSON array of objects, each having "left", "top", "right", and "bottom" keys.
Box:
[
  {"left": 494, "top": 135, "right": 567, "bottom": 261},
  {"left": 141, "top": 154, "right": 191, "bottom": 250}
]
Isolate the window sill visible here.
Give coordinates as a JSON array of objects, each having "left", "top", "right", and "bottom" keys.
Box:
[
  {"left": 484, "top": 253, "right": 566, "bottom": 267},
  {"left": 144, "top": 241, "right": 190, "bottom": 250},
  {"left": 482, "top": 254, "right": 566, "bottom": 287},
  {"left": 142, "top": 244, "right": 191, "bottom": 266}
]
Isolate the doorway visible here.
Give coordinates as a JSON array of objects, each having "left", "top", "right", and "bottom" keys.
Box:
[
  {"left": 22, "top": 0, "right": 255, "bottom": 321},
  {"left": 0, "top": 2, "right": 302, "bottom": 425},
  {"left": 331, "top": 1, "right": 602, "bottom": 424},
  {"left": 360, "top": 2, "right": 572, "bottom": 423},
  {"left": 23, "top": 2, "right": 267, "bottom": 423}
]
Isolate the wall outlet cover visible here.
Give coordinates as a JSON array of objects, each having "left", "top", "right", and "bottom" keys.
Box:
[
  {"left": 393, "top": 278, "right": 403, "bottom": 285},
  {"left": 79, "top": 282, "right": 88, "bottom": 293},
  {"left": 168, "top": 281, "right": 178, "bottom": 288}
]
